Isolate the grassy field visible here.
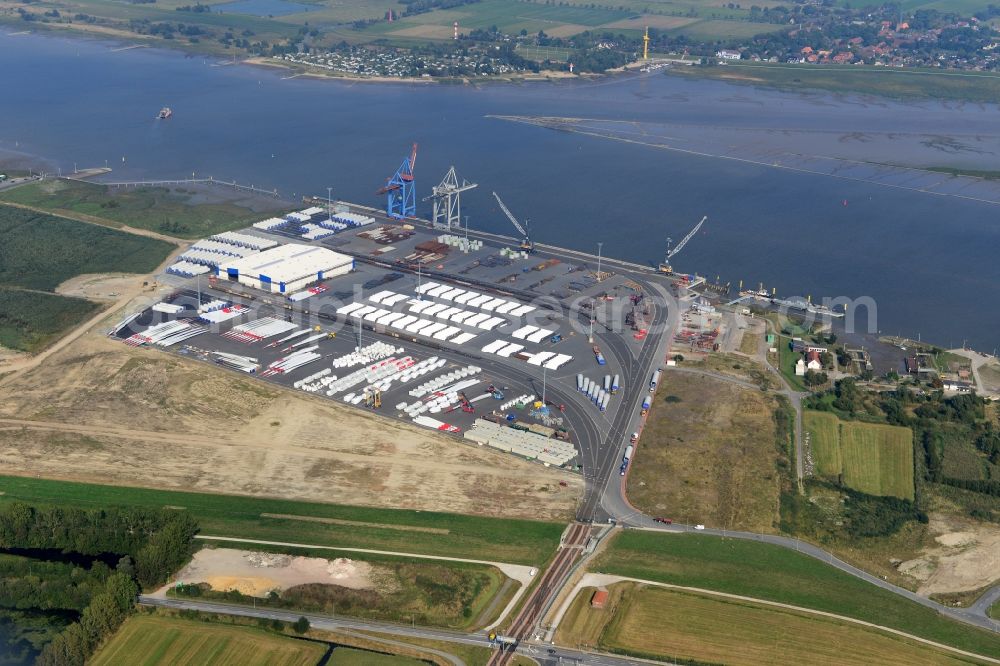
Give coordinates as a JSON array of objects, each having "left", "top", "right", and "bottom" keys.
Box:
[
  {"left": 738, "top": 330, "right": 761, "bottom": 355},
  {"left": 359, "top": 0, "right": 629, "bottom": 41},
  {"left": 899, "top": 0, "right": 998, "bottom": 14},
  {"left": 804, "top": 411, "right": 914, "bottom": 499},
  {"left": 1, "top": 180, "right": 280, "bottom": 240},
  {"left": 671, "top": 61, "right": 1000, "bottom": 103},
  {"left": 628, "top": 372, "right": 782, "bottom": 532},
  {"left": 0, "top": 475, "right": 563, "bottom": 566},
  {"left": 557, "top": 582, "right": 984, "bottom": 665},
  {"left": 3, "top": 0, "right": 305, "bottom": 56},
  {"left": 329, "top": 648, "right": 424, "bottom": 666},
  {"left": 514, "top": 44, "right": 572, "bottom": 63},
  {"left": 0, "top": 287, "right": 102, "bottom": 352},
  {"left": 991, "top": 601, "right": 1000, "bottom": 620},
  {"left": 90, "top": 614, "right": 324, "bottom": 666},
  {"left": 685, "top": 352, "right": 777, "bottom": 390},
  {"left": 672, "top": 18, "right": 778, "bottom": 39},
  {"left": 935, "top": 350, "right": 973, "bottom": 374},
  {"left": 0, "top": 203, "right": 174, "bottom": 291},
  {"left": 774, "top": 334, "right": 809, "bottom": 391},
  {"left": 592, "top": 530, "right": 1000, "bottom": 658},
  {"left": 554, "top": 583, "right": 629, "bottom": 648}
]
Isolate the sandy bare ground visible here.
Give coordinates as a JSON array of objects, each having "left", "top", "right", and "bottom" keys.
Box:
[
  {"left": 55, "top": 273, "right": 146, "bottom": 301},
  {"left": 0, "top": 347, "right": 27, "bottom": 366},
  {"left": 0, "top": 333, "right": 581, "bottom": 520},
  {"left": 172, "top": 548, "right": 376, "bottom": 597},
  {"left": 898, "top": 513, "right": 1000, "bottom": 595}
]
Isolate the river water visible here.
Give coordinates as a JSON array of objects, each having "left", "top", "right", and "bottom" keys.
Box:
[{"left": 2, "top": 32, "right": 998, "bottom": 350}]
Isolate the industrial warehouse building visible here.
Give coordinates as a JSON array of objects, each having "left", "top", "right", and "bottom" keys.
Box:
[{"left": 217, "top": 243, "right": 353, "bottom": 294}]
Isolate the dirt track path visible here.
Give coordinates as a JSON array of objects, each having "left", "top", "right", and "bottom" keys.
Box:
[
  {"left": 0, "top": 241, "right": 186, "bottom": 384},
  {"left": 0, "top": 199, "right": 188, "bottom": 244}
]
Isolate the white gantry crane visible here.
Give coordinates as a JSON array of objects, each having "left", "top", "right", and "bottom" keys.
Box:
[
  {"left": 492, "top": 191, "right": 533, "bottom": 252},
  {"left": 425, "top": 166, "right": 477, "bottom": 231}
]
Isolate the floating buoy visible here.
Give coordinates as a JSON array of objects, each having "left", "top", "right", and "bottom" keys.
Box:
[{"left": 842, "top": 199, "right": 848, "bottom": 206}]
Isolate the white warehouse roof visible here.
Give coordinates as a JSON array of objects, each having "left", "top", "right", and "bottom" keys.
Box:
[{"left": 219, "top": 243, "right": 353, "bottom": 292}]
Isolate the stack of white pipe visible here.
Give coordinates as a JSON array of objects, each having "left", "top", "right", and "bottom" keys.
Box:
[
  {"left": 331, "top": 341, "right": 401, "bottom": 369},
  {"left": 324, "top": 355, "right": 414, "bottom": 397},
  {"left": 399, "top": 377, "right": 483, "bottom": 418},
  {"left": 297, "top": 372, "right": 338, "bottom": 393},
  {"left": 499, "top": 394, "right": 536, "bottom": 412},
  {"left": 294, "top": 367, "right": 333, "bottom": 390},
  {"left": 261, "top": 345, "right": 321, "bottom": 377},
  {"left": 408, "top": 364, "right": 480, "bottom": 398}
]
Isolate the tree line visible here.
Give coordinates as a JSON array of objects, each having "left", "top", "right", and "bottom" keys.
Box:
[
  {"left": 35, "top": 572, "right": 138, "bottom": 666},
  {"left": 0, "top": 502, "right": 198, "bottom": 589},
  {"left": 0, "top": 502, "right": 199, "bottom": 664}
]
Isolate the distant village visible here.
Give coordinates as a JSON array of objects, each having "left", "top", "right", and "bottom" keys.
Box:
[
  {"left": 712, "top": 3, "right": 1000, "bottom": 71},
  {"left": 277, "top": 45, "right": 533, "bottom": 79}
]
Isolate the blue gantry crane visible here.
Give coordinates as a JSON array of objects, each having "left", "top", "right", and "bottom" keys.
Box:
[{"left": 377, "top": 143, "right": 418, "bottom": 219}]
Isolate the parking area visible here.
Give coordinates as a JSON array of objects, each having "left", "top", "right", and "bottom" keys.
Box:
[{"left": 112, "top": 202, "right": 669, "bottom": 474}]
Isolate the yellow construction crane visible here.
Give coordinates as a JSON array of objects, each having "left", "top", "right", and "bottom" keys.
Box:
[{"left": 643, "top": 26, "right": 650, "bottom": 60}]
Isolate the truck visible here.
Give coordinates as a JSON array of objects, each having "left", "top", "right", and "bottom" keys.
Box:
[
  {"left": 641, "top": 394, "right": 652, "bottom": 415},
  {"left": 593, "top": 345, "right": 606, "bottom": 365},
  {"left": 611, "top": 374, "right": 620, "bottom": 394},
  {"left": 650, "top": 368, "right": 662, "bottom": 390},
  {"left": 623, "top": 445, "right": 634, "bottom": 461}
]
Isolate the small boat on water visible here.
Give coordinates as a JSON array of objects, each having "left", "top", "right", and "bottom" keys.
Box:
[{"left": 157, "top": 107, "right": 172, "bottom": 119}]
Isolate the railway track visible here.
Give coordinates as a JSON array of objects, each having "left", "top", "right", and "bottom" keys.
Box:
[{"left": 487, "top": 522, "right": 592, "bottom": 666}]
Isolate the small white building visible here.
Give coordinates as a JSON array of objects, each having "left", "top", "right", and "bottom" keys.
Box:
[
  {"left": 943, "top": 379, "right": 974, "bottom": 393},
  {"left": 795, "top": 358, "right": 806, "bottom": 376},
  {"left": 691, "top": 297, "right": 716, "bottom": 315},
  {"left": 717, "top": 49, "right": 742, "bottom": 60},
  {"left": 217, "top": 243, "right": 353, "bottom": 294}
]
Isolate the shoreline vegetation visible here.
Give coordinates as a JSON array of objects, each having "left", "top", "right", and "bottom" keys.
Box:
[{"left": 3, "top": 14, "right": 997, "bottom": 101}]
